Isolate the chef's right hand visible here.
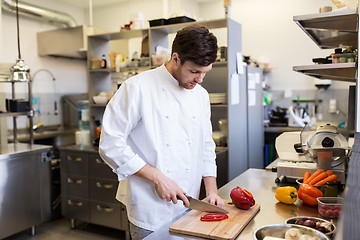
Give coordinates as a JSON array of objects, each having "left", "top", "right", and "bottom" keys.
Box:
[
  {"left": 154, "top": 173, "right": 190, "bottom": 206},
  {"left": 134, "top": 164, "right": 190, "bottom": 206}
]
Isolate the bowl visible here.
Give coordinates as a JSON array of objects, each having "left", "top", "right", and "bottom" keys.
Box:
[
  {"left": 286, "top": 216, "right": 336, "bottom": 237},
  {"left": 93, "top": 95, "right": 108, "bottom": 104},
  {"left": 317, "top": 197, "right": 343, "bottom": 218},
  {"left": 253, "top": 224, "right": 329, "bottom": 240},
  {"left": 296, "top": 178, "right": 325, "bottom": 193}
]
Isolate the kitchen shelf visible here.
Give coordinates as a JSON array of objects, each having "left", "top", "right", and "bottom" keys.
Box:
[
  {"left": 89, "top": 103, "right": 107, "bottom": 107},
  {"left": 89, "top": 28, "right": 148, "bottom": 41},
  {"left": 293, "top": 62, "right": 356, "bottom": 82},
  {"left": 293, "top": 8, "right": 358, "bottom": 49},
  {"left": 0, "top": 78, "right": 33, "bottom": 144},
  {"left": 150, "top": 18, "right": 227, "bottom": 34},
  {"left": 0, "top": 111, "right": 30, "bottom": 117},
  {"left": 89, "top": 66, "right": 151, "bottom": 73}
]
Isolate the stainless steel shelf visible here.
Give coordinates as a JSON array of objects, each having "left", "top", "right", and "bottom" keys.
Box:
[
  {"left": 89, "top": 66, "right": 151, "bottom": 73},
  {"left": 293, "top": 9, "right": 358, "bottom": 49},
  {"left": 293, "top": 62, "right": 356, "bottom": 82},
  {"left": 150, "top": 18, "right": 227, "bottom": 34},
  {"left": 0, "top": 111, "right": 29, "bottom": 117},
  {"left": 89, "top": 28, "right": 148, "bottom": 41}
]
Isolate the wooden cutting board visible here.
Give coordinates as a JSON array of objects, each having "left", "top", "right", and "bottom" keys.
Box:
[{"left": 169, "top": 200, "right": 260, "bottom": 240}]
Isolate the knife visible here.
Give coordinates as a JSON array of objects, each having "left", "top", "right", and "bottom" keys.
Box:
[{"left": 178, "top": 195, "right": 229, "bottom": 214}]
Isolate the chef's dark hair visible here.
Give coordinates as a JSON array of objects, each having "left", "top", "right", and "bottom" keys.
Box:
[{"left": 172, "top": 24, "right": 218, "bottom": 66}]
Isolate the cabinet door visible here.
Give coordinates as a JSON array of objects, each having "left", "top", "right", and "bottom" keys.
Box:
[
  {"left": 62, "top": 196, "right": 89, "bottom": 221},
  {"left": 61, "top": 173, "right": 89, "bottom": 198},
  {"left": 0, "top": 154, "right": 42, "bottom": 239},
  {"left": 90, "top": 201, "right": 124, "bottom": 230},
  {"left": 88, "top": 153, "right": 117, "bottom": 179},
  {"left": 61, "top": 151, "right": 88, "bottom": 176},
  {"left": 89, "top": 178, "right": 118, "bottom": 204}
]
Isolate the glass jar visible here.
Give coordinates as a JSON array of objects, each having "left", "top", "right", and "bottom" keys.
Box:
[{"left": 325, "top": 181, "right": 338, "bottom": 197}]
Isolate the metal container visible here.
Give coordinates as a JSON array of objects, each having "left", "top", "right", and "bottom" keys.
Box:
[
  {"left": 253, "top": 224, "right": 329, "bottom": 240},
  {"left": 286, "top": 216, "right": 336, "bottom": 237}
]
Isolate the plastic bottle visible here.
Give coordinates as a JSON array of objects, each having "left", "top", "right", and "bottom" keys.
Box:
[
  {"left": 78, "top": 100, "right": 89, "bottom": 130},
  {"left": 100, "top": 54, "right": 107, "bottom": 69}
]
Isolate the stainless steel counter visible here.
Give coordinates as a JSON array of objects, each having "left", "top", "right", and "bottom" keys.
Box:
[
  {"left": 0, "top": 143, "right": 54, "bottom": 239},
  {"left": 144, "top": 168, "right": 323, "bottom": 240},
  {"left": 0, "top": 143, "right": 52, "bottom": 159}
]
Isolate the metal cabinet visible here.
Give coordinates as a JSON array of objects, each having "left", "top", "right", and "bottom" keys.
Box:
[
  {"left": 0, "top": 144, "right": 53, "bottom": 239},
  {"left": 60, "top": 148, "right": 128, "bottom": 231}
]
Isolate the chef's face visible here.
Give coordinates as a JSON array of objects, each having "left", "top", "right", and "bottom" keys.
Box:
[{"left": 172, "top": 54, "right": 213, "bottom": 89}]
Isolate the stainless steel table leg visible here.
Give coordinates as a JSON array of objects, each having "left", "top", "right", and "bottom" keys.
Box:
[
  {"left": 125, "top": 230, "right": 130, "bottom": 240},
  {"left": 71, "top": 218, "right": 76, "bottom": 229},
  {"left": 30, "top": 225, "right": 36, "bottom": 236}
]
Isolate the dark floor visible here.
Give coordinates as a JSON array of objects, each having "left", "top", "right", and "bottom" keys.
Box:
[{"left": 3, "top": 218, "right": 129, "bottom": 240}]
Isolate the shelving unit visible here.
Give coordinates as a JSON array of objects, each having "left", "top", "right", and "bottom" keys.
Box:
[
  {"left": 0, "top": 79, "right": 34, "bottom": 145},
  {"left": 87, "top": 17, "right": 263, "bottom": 186},
  {"left": 292, "top": 8, "right": 359, "bottom": 130}
]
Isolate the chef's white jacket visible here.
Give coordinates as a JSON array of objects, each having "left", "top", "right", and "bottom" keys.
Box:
[{"left": 99, "top": 64, "right": 217, "bottom": 231}]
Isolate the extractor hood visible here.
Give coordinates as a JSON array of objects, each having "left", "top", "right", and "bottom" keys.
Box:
[{"left": 37, "top": 25, "right": 104, "bottom": 60}]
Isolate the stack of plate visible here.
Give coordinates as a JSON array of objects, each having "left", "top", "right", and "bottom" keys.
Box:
[{"left": 209, "top": 93, "right": 227, "bottom": 104}]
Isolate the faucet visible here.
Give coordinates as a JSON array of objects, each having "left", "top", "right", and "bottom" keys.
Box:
[{"left": 32, "top": 68, "right": 58, "bottom": 115}]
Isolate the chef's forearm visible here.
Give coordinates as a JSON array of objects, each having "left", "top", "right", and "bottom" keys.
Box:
[
  {"left": 135, "top": 164, "right": 162, "bottom": 184},
  {"left": 203, "top": 176, "right": 218, "bottom": 196}
]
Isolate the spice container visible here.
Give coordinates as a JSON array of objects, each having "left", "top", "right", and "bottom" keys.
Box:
[
  {"left": 325, "top": 181, "right": 338, "bottom": 197},
  {"left": 100, "top": 54, "right": 107, "bottom": 69}
]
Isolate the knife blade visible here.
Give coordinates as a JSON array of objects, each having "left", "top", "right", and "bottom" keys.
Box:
[{"left": 178, "top": 195, "right": 228, "bottom": 214}]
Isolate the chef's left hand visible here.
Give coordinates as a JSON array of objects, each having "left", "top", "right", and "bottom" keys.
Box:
[{"left": 206, "top": 193, "right": 225, "bottom": 209}]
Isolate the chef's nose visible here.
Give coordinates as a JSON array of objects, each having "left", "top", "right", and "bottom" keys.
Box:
[{"left": 195, "top": 73, "right": 206, "bottom": 83}]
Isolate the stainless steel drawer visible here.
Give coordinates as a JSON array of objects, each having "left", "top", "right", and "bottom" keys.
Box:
[
  {"left": 61, "top": 174, "right": 89, "bottom": 198},
  {"left": 90, "top": 201, "right": 126, "bottom": 230},
  {"left": 89, "top": 178, "right": 118, "bottom": 204},
  {"left": 61, "top": 152, "right": 88, "bottom": 176},
  {"left": 88, "top": 153, "right": 116, "bottom": 179},
  {"left": 62, "top": 197, "right": 89, "bottom": 222}
]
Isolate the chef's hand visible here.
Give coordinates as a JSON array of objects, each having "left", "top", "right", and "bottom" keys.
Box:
[
  {"left": 135, "top": 164, "right": 190, "bottom": 206},
  {"left": 206, "top": 193, "right": 225, "bottom": 208},
  {"left": 203, "top": 176, "right": 225, "bottom": 208},
  {"left": 154, "top": 173, "right": 190, "bottom": 206}
]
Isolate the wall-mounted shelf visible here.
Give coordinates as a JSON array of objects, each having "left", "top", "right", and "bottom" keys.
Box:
[
  {"left": 293, "top": 9, "right": 358, "bottom": 49},
  {"left": 293, "top": 62, "right": 356, "bottom": 82},
  {"left": 0, "top": 112, "right": 30, "bottom": 117}
]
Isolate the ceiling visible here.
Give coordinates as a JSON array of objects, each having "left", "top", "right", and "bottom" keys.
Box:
[{"left": 55, "top": 0, "right": 215, "bottom": 8}]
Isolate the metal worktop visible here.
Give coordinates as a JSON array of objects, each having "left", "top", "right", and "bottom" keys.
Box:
[
  {"left": 0, "top": 143, "right": 52, "bottom": 160},
  {"left": 145, "top": 168, "right": 323, "bottom": 240}
]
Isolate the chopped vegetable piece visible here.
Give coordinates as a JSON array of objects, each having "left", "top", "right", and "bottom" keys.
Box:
[{"left": 200, "top": 213, "right": 228, "bottom": 222}]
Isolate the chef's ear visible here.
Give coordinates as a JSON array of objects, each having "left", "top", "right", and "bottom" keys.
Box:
[{"left": 172, "top": 53, "right": 181, "bottom": 66}]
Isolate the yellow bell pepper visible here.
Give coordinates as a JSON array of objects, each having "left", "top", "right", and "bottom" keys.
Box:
[{"left": 275, "top": 186, "right": 297, "bottom": 204}]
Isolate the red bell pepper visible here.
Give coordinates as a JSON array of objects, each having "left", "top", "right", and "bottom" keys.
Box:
[
  {"left": 230, "top": 186, "right": 255, "bottom": 210},
  {"left": 200, "top": 213, "right": 228, "bottom": 222}
]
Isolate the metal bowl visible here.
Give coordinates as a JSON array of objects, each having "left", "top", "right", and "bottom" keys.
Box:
[
  {"left": 286, "top": 216, "right": 336, "bottom": 237},
  {"left": 253, "top": 224, "right": 329, "bottom": 240},
  {"left": 296, "top": 178, "right": 325, "bottom": 193}
]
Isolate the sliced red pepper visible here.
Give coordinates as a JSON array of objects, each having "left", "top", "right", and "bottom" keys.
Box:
[{"left": 200, "top": 213, "right": 229, "bottom": 222}]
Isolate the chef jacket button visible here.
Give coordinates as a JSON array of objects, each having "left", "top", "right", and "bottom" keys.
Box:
[
  {"left": 188, "top": 142, "right": 191, "bottom": 145},
  {"left": 165, "top": 115, "right": 169, "bottom": 119},
  {"left": 166, "top": 143, "right": 170, "bottom": 147},
  {"left": 162, "top": 88, "right": 165, "bottom": 91},
  {"left": 192, "top": 116, "right": 196, "bottom": 119}
]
